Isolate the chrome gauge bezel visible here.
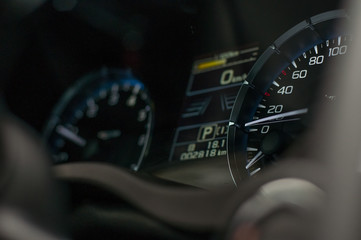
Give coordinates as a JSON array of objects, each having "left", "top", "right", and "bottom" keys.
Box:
[{"left": 227, "top": 10, "right": 350, "bottom": 185}]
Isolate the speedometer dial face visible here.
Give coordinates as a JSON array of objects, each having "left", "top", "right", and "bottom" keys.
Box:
[
  {"left": 246, "top": 36, "right": 349, "bottom": 173},
  {"left": 44, "top": 68, "right": 153, "bottom": 171},
  {"left": 227, "top": 10, "right": 350, "bottom": 184}
]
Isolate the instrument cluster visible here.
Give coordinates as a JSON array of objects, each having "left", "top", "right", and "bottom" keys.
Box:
[{"left": 2, "top": 0, "right": 346, "bottom": 189}]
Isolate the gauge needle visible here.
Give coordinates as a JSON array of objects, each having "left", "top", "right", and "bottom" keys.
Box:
[
  {"left": 97, "top": 130, "right": 122, "bottom": 141},
  {"left": 56, "top": 125, "right": 87, "bottom": 147},
  {"left": 244, "top": 108, "right": 308, "bottom": 127}
]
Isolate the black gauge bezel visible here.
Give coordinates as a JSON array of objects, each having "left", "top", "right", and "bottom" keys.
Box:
[{"left": 227, "top": 10, "right": 350, "bottom": 186}]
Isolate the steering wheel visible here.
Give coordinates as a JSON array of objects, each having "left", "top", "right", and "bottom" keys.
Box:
[{"left": 1, "top": 0, "right": 361, "bottom": 239}]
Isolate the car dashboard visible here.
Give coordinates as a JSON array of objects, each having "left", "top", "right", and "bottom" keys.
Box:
[
  {"left": 2, "top": 0, "right": 344, "bottom": 186},
  {"left": 1, "top": 0, "right": 358, "bottom": 239}
]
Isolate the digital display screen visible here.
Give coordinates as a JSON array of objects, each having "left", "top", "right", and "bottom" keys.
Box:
[{"left": 169, "top": 45, "right": 259, "bottom": 162}]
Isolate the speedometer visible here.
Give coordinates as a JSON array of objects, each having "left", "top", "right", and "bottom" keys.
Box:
[{"left": 227, "top": 10, "right": 350, "bottom": 184}]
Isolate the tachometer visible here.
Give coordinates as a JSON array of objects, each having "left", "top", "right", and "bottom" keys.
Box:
[
  {"left": 227, "top": 10, "right": 350, "bottom": 184},
  {"left": 44, "top": 68, "right": 153, "bottom": 171}
]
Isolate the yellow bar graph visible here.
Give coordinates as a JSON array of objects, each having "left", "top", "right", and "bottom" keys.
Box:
[{"left": 197, "top": 59, "right": 226, "bottom": 70}]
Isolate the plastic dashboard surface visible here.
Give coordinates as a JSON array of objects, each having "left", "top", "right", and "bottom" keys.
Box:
[{"left": 1, "top": 0, "right": 343, "bottom": 189}]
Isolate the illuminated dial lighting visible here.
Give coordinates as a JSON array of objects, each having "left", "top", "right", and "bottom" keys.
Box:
[
  {"left": 227, "top": 10, "right": 351, "bottom": 185},
  {"left": 44, "top": 68, "right": 153, "bottom": 171}
]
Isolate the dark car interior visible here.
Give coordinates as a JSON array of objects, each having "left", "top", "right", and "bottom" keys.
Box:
[{"left": 1, "top": 0, "right": 361, "bottom": 239}]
